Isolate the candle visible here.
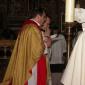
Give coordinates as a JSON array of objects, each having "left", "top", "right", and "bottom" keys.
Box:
[{"left": 65, "top": 0, "right": 75, "bottom": 22}]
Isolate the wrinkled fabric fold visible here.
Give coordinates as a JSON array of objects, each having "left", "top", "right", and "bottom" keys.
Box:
[
  {"left": 61, "top": 31, "right": 85, "bottom": 85},
  {"left": 1, "top": 20, "right": 45, "bottom": 85}
]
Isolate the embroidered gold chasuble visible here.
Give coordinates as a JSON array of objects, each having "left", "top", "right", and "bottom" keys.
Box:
[{"left": 1, "top": 22, "right": 45, "bottom": 85}]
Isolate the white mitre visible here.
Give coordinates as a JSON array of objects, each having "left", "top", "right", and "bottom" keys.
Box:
[{"left": 75, "top": 8, "right": 85, "bottom": 31}]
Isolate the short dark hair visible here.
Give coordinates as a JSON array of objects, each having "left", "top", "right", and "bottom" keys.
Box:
[{"left": 30, "top": 7, "right": 47, "bottom": 18}]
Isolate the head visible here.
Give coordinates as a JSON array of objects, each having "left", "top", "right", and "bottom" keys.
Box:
[
  {"left": 31, "top": 7, "right": 47, "bottom": 26},
  {"left": 41, "top": 16, "right": 51, "bottom": 36},
  {"left": 42, "top": 17, "right": 51, "bottom": 30},
  {"left": 53, "top": 28, "right": 60, "bottom": 35},
  {"left": 51, "top": 23, "right": 60, "bottom": 35}
]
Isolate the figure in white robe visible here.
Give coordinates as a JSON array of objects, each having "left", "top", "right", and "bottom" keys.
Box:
[{"left": 61, "top": 8, "right": 85, "bottom": 85}]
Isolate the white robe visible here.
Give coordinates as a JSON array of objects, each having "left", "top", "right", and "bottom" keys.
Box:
[{"left": 61, "top": 31, "right": 85, "bottom": 85}]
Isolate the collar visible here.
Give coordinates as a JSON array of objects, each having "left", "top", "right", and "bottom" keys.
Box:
[{"left": 30, "top": 19, "right": 40, "bottom": 26}]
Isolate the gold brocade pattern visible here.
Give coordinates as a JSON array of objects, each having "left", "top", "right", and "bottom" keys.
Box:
[{"left": 0, "top": 24, "right": 45, "bottom": 85}]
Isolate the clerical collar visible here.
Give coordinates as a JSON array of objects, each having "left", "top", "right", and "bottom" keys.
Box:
[{"left": 30, "top": 19, "right": 40, "bottom": 26}]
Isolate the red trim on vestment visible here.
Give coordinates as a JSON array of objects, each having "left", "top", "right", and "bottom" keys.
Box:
[
  {"left": 24, "top": 55, "right": 47, "bottom": 85},
  {"left": 24, "top": 80, "right": 28, "bottom": 85},
  {"left": 37, "top": 55, "right": 47, "bottom": 85}
]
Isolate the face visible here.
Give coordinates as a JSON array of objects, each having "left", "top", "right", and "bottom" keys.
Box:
[
  {"left": 53, "top": 29, "right": 60, "bottom": 35},
  {"left": 43, "top": 17, "right": 51, "bottom": 30},
  {"left": 39, "top": 12, "right": 47, "bottom": 26},
  {"left": 42, "top": 17, "right": 51, "bottom": 36}
]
